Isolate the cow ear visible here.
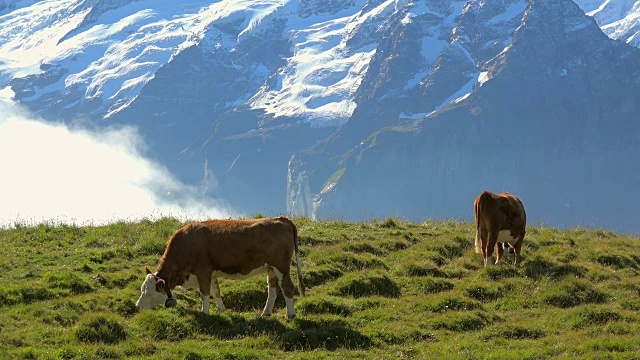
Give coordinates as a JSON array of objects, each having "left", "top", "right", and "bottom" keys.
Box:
[{"left": 145, "top": 266, "right": 152, "bottom": 275}]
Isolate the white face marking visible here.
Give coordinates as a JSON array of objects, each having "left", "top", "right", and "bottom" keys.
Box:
[
  {"left": 498, "top": 230, "right": 518, "bottom": 244},
  {"left": 135, "top": 274, "right": 168, "bottom": 309}
]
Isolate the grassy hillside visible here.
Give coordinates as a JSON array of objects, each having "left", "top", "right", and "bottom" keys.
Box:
[{"left": 0, "top": 217, "right": 639, "bottom": 359}]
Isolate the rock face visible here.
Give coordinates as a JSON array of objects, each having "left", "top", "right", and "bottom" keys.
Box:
[
  {"left": 1, "top": 0, "right": 640, "bottom": 231},
  {"left": 574, "top": 0, "right": 640, "bottom": 46},
  {"left": 288, "top": 0, "right": 640, "bottom": 232}
]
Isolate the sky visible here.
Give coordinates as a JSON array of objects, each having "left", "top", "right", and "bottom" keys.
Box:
[{"left": 0, "top": 99, "right": 234, "bottom": 228}]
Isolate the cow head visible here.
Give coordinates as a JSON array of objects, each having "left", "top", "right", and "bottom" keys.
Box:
[{"left": 135, "top": 266, "right": 177, "bottom": 310}]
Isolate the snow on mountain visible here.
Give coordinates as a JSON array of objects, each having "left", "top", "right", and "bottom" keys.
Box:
[
  {"left": 3, "top": 0, "right": 640, "bottom": 231},
  {"left": 287, "top": 0, "right": 640, "bottom": 233},
  {"left": 0, "top": 0, "right": 293, "bottom": 118},
  {"left": 574, "top": 0, "right": 640, "bottom": 46},
  {"left": 2, "top": 0, "right": 634, "bottom": 126},
  {"left": 247, "top": 0, "right": 380, "bottom": 126},
  {"left": 0, "top": 0, "right": 422, "bottom": 126}
]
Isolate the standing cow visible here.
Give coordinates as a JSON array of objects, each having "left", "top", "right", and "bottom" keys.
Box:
[
  {"left": 474, "top": 191, "right": 526, "bottom": 267},
  {"left": 135, "top": 217, "right": 305, "bottom": 319}
]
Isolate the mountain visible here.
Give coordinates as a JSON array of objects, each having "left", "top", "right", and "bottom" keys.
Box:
[
  {"left": 288, "top": 0, "right": 640, "bottom": 232},
  {"left": 574, "top": 0, "right": 640, "bottom": 46},
  {"left": 1, "top": 0, "right": 640, "bottom": 232}
]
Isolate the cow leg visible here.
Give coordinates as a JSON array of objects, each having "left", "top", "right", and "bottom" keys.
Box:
[
  {"left": 495, "top": 242, "right": 504, "bottom": 265},
  {"left": 262, "top": 270, "right": 279, "bottom": 317},
  {"left": 513, "top": 237, "right": 524, "bottom": 267},
  {"left": 502, "top": 243, "right": 512, "bottom": 258},
  {"left": 273, "top": 268, "right": 296, "bottom": 319},
  {"left": 197, "top": 272, "right": 212, "bottom": 314},
  {"left": 211, "top": 278, "right": 225, "bottom": 312},
  {"left": 480, "top": 227, "right": 489, "bottom": 266},
  {"left": 485, "top": 231, "right": 499, "bottom": 267}
]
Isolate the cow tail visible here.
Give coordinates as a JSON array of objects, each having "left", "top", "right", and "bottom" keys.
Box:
[
  {"left": 474, "top": 195, "right": 482, "bottom": 254},
  {"left": 292, "top": 222, "right": 306, "bottom": 297},
  {"left": 280, "top": 216, "right": 306, "bottom": 297}
]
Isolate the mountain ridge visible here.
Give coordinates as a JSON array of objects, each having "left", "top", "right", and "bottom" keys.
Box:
[{"left": 1, "top": 0, "right": 640, "bottom": 231}]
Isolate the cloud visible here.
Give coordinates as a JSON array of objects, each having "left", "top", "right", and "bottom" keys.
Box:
[{"left": 0, "top": 100, "right": 234, "bottom": 227}]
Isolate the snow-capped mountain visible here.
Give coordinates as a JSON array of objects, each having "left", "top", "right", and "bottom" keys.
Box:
[
  {"left": 290, "top": 0, "right": 640, "bottom": 229},
  {"left": 1, "top": 0, "right": 640, "bottom": 232},
  {"left": 575, "top": 0, "right": 640, "bottom": 46},
  {"left": 1, "top": 0, "right": 392, "bottom": 124}
]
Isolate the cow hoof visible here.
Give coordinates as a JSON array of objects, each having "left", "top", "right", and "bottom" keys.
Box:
[{"left": 287, "top": 314, "right": 296, "bottom": 320}]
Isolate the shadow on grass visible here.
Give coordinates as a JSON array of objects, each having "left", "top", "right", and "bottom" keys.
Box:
[
  {"left": 303, "top": 265, "right": 344, "bottom": 288},
  {"left": 222, "top": 288, "right": 279, "bottom": 312},
  {"left": 189, "top": 312, "right": 372, "bottom": 351},
  {"left": 332, "top": 272, "right": 401, "bottom": 298},
  {"left": 523, "top": 255, "right": 587, "bottom": 280},
  {"left": 318, "top": 253, "right": 389, "bottom": 271},
  {"left": 482, "top": 325, "right": 545, "bottom": 340},
  {"left": 0, "top": 286, "right": 59, "bottom": 307},
  {"left": 541, "top": 278, "right": 608, "bottom": 308},
  {"left": 398, "top": 263, "right": 449, "bottom": 278},
  {"left": 463, "top": 283, "right": 504, "bottom": 302},
  {"left": 592, "top": 253, "right": 639, "bottom": 270},
  {"left": 430, "top": 311, "right": 491, "bottom": 331}
]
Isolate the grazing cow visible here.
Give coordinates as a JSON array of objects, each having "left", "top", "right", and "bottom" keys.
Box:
[
  {"left": 135, "top": 217, "right": 305, "bottom": 319},
  {"left": 474, "top": 191, "right": 526, "bottom": 267}
]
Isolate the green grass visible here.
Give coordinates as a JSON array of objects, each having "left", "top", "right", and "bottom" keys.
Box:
[{"left": 1, "top": 218, "right": 639, "bottom": 358}]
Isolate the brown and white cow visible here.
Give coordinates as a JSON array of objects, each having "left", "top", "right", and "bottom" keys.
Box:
[
  {"left": 135, "top": 216, "right": 305, "bottom": 319},
  {"left": 474, "top": 191, "right": 526, "bottom": 267}
]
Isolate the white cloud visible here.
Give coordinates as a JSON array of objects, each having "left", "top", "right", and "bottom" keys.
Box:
[{"left": 0, "top": 100, "right": 234, "bottom": 227}]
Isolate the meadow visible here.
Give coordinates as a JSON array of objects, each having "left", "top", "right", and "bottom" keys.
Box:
[{"left": 0, "top": 217, "right": 639, "bottom": 359}]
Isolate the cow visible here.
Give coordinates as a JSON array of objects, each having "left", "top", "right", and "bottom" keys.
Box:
[
  {"left": 135, "top": 216, "right": 305, "bottom": 319},
  {"left": 474, "top": 191, "right": 526, "bottom": 267}
]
